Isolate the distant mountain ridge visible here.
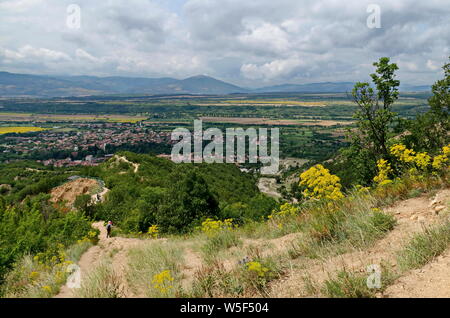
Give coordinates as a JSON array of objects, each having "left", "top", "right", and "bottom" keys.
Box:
[{"left": 0, "top": 71, "right": 431, "bottom": 97}]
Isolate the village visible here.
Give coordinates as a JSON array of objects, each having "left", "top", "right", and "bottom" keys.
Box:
[{"left": 0, "top": 122, "right": 174, "bottom": 167}]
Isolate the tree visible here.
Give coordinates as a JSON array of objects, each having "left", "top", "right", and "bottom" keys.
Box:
[
  {"left": 73, "top": 194, "right": 93, "bottom": 217},
  {"left": 405, "top": 57, "right": 449, "bottom": 151},
  {"left": 429, "top": 58, "right": 450, "bottom": 116},
  {"left": 351, "top": 57, "right": 400, "bottom": 159},
  {"left": 342, "top": 57, "right": 400, "bottom": 185},
  {"left": 156, "top": 170, "right": 220, "bottom": 233}
]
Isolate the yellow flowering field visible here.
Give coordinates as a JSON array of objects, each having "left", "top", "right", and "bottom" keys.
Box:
[{"left": 0, "top": 126, "right": 48, "bottom": 134}]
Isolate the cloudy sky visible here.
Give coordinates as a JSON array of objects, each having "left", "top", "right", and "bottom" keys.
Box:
[{"left": 0, "top": 0, "right": 449, "bottom": 87}]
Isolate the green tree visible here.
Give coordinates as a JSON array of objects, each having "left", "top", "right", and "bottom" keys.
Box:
[
  {"left": 73, "top": 194, "right": 93, "bottom": 216},
  {"left": 156, "top": 170, "right": 220, "bottom": 233},
  {"left": 342, "top": 57, "right": 400, "bottom": 185},
  {"left": 405, "top": 57, "right": 449, "bottom": 151},
  {"left": 351, "top": 57, "right": 400, "bottom": 158}
]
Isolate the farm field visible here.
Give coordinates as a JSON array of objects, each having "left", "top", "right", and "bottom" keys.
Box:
[
  {"left": 196, "top": 99, "right": 326, "bottom": 107},
  {"left": 200, "top": 116, "right": 354, "bottom": 126},
  {"left": 0, "top": 92, "right": 430, "bottom": 163},
  {"left": 0, "top": 126, "right": 48, "bottom": 134},
  {"left": 0, "top": 112, "right": 147, "bottom": 123}
]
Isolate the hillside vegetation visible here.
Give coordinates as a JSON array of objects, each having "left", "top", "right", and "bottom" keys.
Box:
[{"left": 0, "top": 57, "right": 448, "bottom": 298}]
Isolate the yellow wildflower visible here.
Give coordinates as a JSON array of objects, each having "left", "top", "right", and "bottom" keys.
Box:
[
  {"left": 374, "top": 159, "right": 393, "bottom": 185},
  {"left": 151, "top": 270, "right": 174, "bottom": 295},
  {"left": 201, "top": 218, "right": 234, "bottom": 237},
  {"left": 246, "top": 261, "right": 269, "bottom": 278},
  {"left": 42, "top": 285, "right": 52, "bottom": 294},
  {"left": 299, "top": 164, "right": 344, "bottom": 200},
  {"left": 148, "top": 225, "right": 159, "bottom": 239},
  {"left": 414, "top": 152, "right": 431, "bottom": 170},
  {"left": 390, "top": 144, "right": 416, "bottom": 163},
  {"left": 29, "top": 271, "right": 40, "bottom": 281}
]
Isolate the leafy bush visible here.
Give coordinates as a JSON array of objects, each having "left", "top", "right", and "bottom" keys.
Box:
[
  {"left": 155, "top": 170, "right": 220, "bottom": 233},
  {"left": 0, "top": 195, "right": 92, "bottom": 285}
]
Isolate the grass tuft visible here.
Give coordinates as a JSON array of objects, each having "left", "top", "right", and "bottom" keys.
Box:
[
  {"left": 126, "top": 241, "right": 183, "bottom": 297},
  {"left": 397, "top": 220, "right": 450, "bottom": 271},
  {"left": 75, "top": 261, "right": 123, "bottom": 298}
]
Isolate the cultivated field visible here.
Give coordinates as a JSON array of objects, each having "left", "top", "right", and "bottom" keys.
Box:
[
  {"left": 196, "top": 99, "right": 326, "bottom": 107},
  {"left": 0, "top": 112, "right": 147, "bottom": 123},
  {"left": 200, "top": 116, "right": 354, "bottom": 127},
  {"left": 0, "top": 126, "right": 47, "bottom": 134}
]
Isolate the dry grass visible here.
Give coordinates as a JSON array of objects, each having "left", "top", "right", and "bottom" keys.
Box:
[{"left": 126, "top": 241, "right": 184, "bottom": 297}]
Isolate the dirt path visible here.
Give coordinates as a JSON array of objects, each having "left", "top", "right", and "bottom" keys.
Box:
[
  {"left": 181, "top": 248, "right": 204, "bottom": 289},
  {"left": 91, "top": 186, "right": 109, "bottom": 203},
  {"left": 115, "top": 155, "right": 140, "bottom": 173},
  {"left": 269, "top": 189, "right": 450, "bottom": 297},
  {"left": 54, "top": 188, "right": 450, "bottom": 298},
  {"left": 55, "top": 222, "right": 147, "bottom": 298},
  {"left": 258, "top": 178, "right": 282, "bottom": 199},
  {"left": 383, "top": 247, "right": 450, "bottom": 297}
]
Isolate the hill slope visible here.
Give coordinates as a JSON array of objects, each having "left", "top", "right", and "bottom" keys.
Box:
[
  {"left": 0, "top": 71, "right": 431, "bottom": 97},
  {"left": 52, "top": 186, "right": 450, "bottom": 298}
]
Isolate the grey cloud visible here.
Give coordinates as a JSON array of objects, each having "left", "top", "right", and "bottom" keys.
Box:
[{"left": 0, "top": 0, "right": 448, "bottom": 86}]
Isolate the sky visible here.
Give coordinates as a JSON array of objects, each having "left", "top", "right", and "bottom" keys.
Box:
[{"left": 0, "top": 0, "right": 449, "bottom": 87}]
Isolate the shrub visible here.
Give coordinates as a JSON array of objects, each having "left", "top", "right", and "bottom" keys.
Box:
[
  {"left": 0, "top": 198, "right": 92, "bottom": 284},
  {"left": 1, "top": 240, "right": 92, "bottom": 298}
]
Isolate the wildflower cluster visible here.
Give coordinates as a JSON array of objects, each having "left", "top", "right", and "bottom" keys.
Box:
[
  {"left": 432, "top": 145, "right": 450, "bottom": 170},
  {"left": 390, "top": 143, "right": 450, "bottom": 175},
  {"left": 29, "top": 271, "right": 40, "bottom": 282},
  {"left": 390, "top": 144, "right": 416, "bottom": 163},
  {"left": 373, "top": 159, "right": 393, "bottom": 186},
  {"left": 151, "top": 270, "right": 174, "bottom": 295},
  {"left": 267, "top": 203, "right": 299, "bottom": 229},
  {"left": 355, "top": 185, "right": 370, "bottom": 193},
  {"left": 148, "top": 225, "right": 159, "bottom": 239},
  {"left": 34, "top": 244, "right": 67, "bottom": 266},
  {"left": 77, "top": 230, "right": 99, "bottom": 244},
  {"left": 299, "top": 164, "right": 344, "bottom": 201},
  {"left": 201, "top": 218, "right": 234, "bottom": 237},
  {"left": 390, "top": 144, "right": 431, "bottom": 171},
  {"left": 29, "top": 245, "right": 75, "bottom": 295},
  {"left": 268, "top": 203, "right": 298, "bottom": 219},
  {"left": 41, "top": 285, "right": 52, "bottom": 295},
  {"left": 246, "top": 261, "right": 269, "bottom": 278}
]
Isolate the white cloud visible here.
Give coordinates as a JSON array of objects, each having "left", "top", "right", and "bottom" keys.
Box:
[
  {"left": 0, "top": 0, "right": 43, "bottom": 11},
  {"left": 1, "top": 45, "right": 71, "bottom": 62},
  {"left": 75, "top": 49, "right": 98, "bottom": 62},
  {"left": 426, "top": 59, "right": 440, "bottom": 71},
  {"left": 241, "top": 58, "right": 304, "bottom": 81},
  {"left": 0, "top": 0, "right": 448, "bottom": 86}
]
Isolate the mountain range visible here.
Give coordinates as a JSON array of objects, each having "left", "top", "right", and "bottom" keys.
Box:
[{"left": 0, "top": 71, "right": 431, "bottom": 97}]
